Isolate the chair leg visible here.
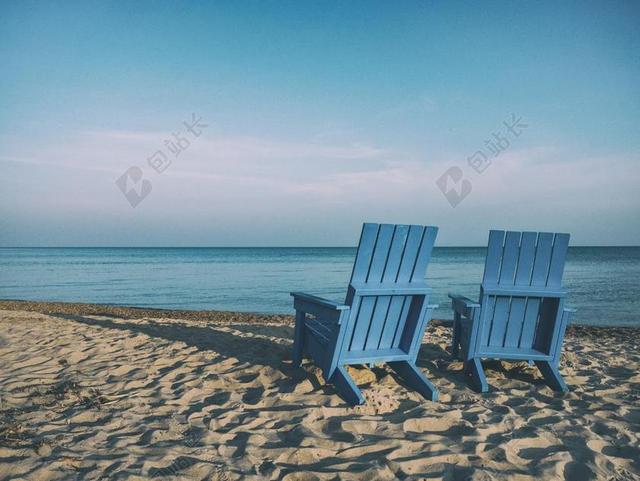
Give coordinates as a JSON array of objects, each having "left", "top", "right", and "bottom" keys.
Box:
[
  {"left": 451, "top": 316, "right": 460, "bottom": 359},
  {"left": 331, "top": 365, "right": 365, "bottom": 406},
  {"left": 292, "top": 311, "right": 305, "bottom": 367},
  {"left": 535, "top": 360, "right": 568, "bottom": 392},
  {"left": 388, "top": 361, "right": 438, "bottom": 402},
  {"left": 465, "top": 358, "right": 488, "bottom": 393}
]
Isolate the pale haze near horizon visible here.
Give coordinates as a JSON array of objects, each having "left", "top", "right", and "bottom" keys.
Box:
[{"left": 0, "top": 2, "right": 638, "bottom": 247}]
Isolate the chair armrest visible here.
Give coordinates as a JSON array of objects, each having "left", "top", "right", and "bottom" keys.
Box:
[
  {"left": 290, "top": 292, "right": 349, "bottom": 310},
  {"left": 448, "top": 293, "right": 480, "bottom": 317},
  {"left": 448, "top": 293, "right": 480, "bottom": 308},
  {"left": 290, "top": 292, "right": 351, "bottom": 325}
]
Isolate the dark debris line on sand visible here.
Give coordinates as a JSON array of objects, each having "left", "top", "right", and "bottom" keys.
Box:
[
  {"left": 1, "top": 299, "right": 639, "bottom": 340},
  {"left": 0, "top": 300, "right": 294, "bottom": 325}
]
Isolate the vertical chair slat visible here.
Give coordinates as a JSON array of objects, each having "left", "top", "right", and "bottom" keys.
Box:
[
  {"left": 410, "top": 226, "right": 438, "bottom": 282},
  {"left": 506, "top": 231, "right": 537, "bottom": 347},
  {"left": 365, "top": 226, "right": 410, "bottom": 349},
  {"left": 383, "top": 225, "right": 426, "bottom": 350},
  {"left": 345, "top": 223, "right": 379, "bottom": 306},
  {"left": 519, "top": 298, "right": 540, "bottom": 348},
  {"left": 365, "top": 295, "right": 392, "bottom": 350},
  {"left": 531, "top": 233, "right": 554, "bottom": 285},
  {"left": 499, "top": 231, "right": 522, "bottom": 285},
  {"left": 340, "top": 296, "right": 362, "bottom": 356},
  {"left": 547, "top": 233, "right": 570, "bottom": 287},
  {"left": 504, "top": 297, "right": 527, "bottom": 347},
  {"left": 383, "top": 225, "right": 410, "bottom": 282},
  {"left": 479, "top": 295, "right": 496, "bottom": 346},
  {"left": 515, "top": 232, "right": 537, "bottom": 285},
  {"left": 349, "top": 296, "right": 377, "bottom": 351},
  {"left": 378, "top": 295, "right": 402, "bottom": 349},
  {"left": 481, "top": 230, "right": 505, "bottom": 346},
  {"left": 522, "top": 233, "right": 555, "bottom": 343},
  {"left": 392, "top": 296, "right": 412, "bottom": 348},
  {"left": 350, "top": 225, "right": 395, "bottom": 351},
  {"left": 489, "top": 296, "right": 511, "bottom": 346},
  {"left": 533, "top": 297, "right": 560, "bottom": 350},
  {"left": 367, "top": 224, "right": 396, "bottom": 282},
  {"left": 349, "top": 223, "right": 380, "bottom": 283},
  {"left": 547, "top": 299, "right": 566, "bottom": 352},
  {"left": 517, "top": 233, "right": 554, "bottom": 347},
  {"left": 483, "top": 230, "right": 505, "bottom": 284},
  {"left": 402, "top": 296, "right": 428, "bottom": 354},
  {"left": 397, "top": 225, "right": 426, "bottom": 282},
  {"left": 490, "top": 231, "right": 520, "bottom": 346},
  {"left": 505, "top": 232, "right": 538, "bottom": 347}
]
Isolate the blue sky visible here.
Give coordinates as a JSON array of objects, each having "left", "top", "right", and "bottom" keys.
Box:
[{"left": 1, "top": 1, "right": 638, "bottom": 246}]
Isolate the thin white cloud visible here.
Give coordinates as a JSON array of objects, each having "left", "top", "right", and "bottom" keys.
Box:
[
  {"left": 0, "top": 130, "right": 392, "bottom": 190},
  {"left": 2, "top": 129, "right": 638, "bottom": 235}
]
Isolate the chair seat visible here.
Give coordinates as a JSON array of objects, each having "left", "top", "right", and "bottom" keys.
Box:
[{"left": 342, "top": 347, "right": 410, "bottom": 363}]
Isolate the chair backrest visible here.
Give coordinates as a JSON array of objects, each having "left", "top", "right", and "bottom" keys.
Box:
[
  {"left": 477, "top": 230, "right": 570, "bottom": 353},
  {"left": 340, "top": 223, "right": 438, "bottom": 359}
]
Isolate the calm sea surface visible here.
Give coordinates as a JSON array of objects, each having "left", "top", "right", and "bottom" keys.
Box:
[{"left": 0, "top": 247, "right": 638, "bottom": 327}]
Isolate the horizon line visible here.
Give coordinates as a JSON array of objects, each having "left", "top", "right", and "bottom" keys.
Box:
[{"left": 1, "top": 245, "right": 639, "bottom": 249}]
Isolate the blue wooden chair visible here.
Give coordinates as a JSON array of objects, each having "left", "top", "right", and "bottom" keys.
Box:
[
  {"left": 449, "top": 230, "right": 576, "bottom": 393},
  {"left": 291, "top": 223, "right": 439, "bottom": 405}
]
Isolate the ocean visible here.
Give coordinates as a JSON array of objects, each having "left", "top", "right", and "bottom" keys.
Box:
[{"left": 0, "top": 247, "right": 638, "bottom": 327}]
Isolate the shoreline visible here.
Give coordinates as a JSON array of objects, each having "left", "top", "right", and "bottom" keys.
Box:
[
  {"left": 0, "top": 299, "right": 638, "bottom": 336},
  {"left": 0, "top": 299, "right": 294, "bottom": 325}
]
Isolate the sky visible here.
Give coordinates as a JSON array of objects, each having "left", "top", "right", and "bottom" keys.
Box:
[{"left": 0, "top": 1, "right": 638, "bottom": 246}]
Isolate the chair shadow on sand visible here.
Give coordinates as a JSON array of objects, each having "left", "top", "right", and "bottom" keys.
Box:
[
  {"left": 49, "top": 312, "right": 341, "bottom": 401},
  {"left": 40, "top": 313, "right": 568, "bottom": 479},
  {"left": 415, "top": 339, "right": 553, "bottom": 395},
  {"left": 52, "top": 314, "right": 466, "bottom": 402},
  {"left": 52, "top": 313, "right": 547, "bottom": 402}
]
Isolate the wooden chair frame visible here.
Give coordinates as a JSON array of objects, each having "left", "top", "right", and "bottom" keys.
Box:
[
  {"left": 450, "top": 230, "right": 576, "bottom": 393},
  {"left": 291, "top": 223, "right": 439, "bottom": 405}
]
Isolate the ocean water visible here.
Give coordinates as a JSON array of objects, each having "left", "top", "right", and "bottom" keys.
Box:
[{"left": 0, "top": 247, "right": 638, "bottom": 327}]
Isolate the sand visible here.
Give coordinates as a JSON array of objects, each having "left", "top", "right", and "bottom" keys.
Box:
[{"left": 0, "top": 301, "right": 639, "bottom": 481}]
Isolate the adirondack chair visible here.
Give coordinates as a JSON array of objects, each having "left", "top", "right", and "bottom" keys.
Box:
[
  {"left": 449, "top": 230, "right": 576, "bottom": 393},
  {"left": 291, "top": 223, "right": 439, "bottom": 405}
]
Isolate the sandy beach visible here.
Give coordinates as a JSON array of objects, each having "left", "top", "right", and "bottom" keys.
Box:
[{"left": 1, "top": 301, "right": 639, "bottom": 481}]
